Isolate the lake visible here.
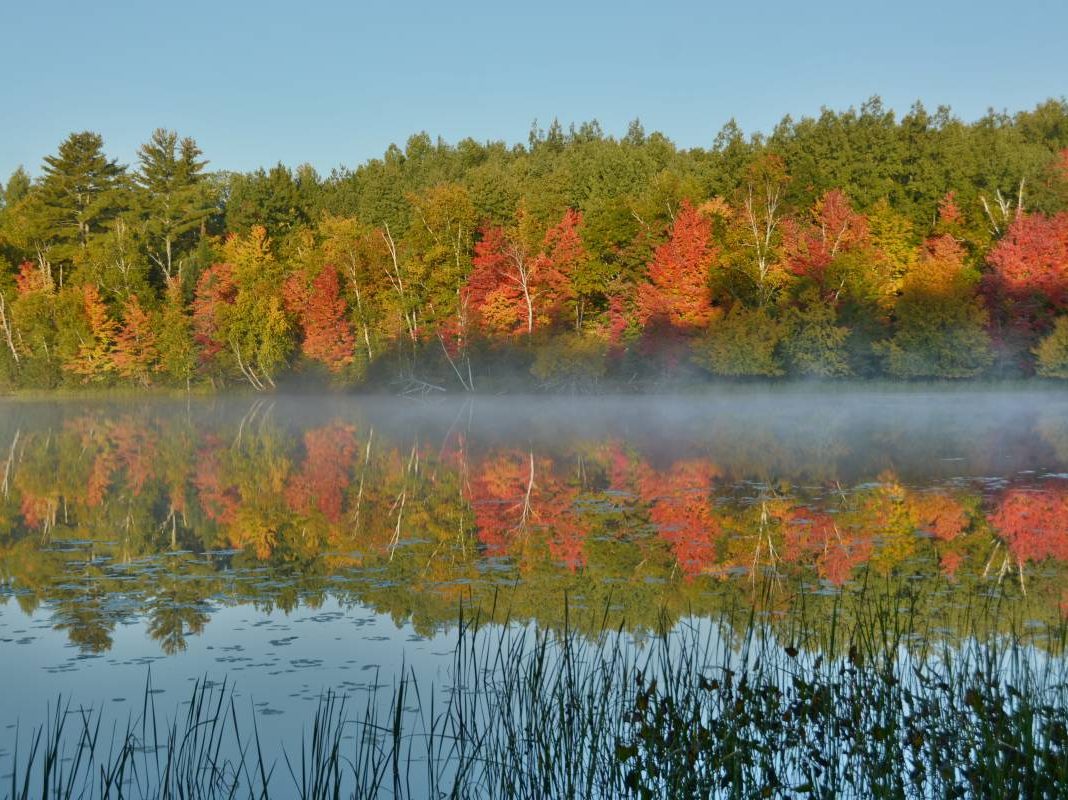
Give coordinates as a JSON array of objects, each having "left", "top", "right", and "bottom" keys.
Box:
[{"left": 1, "top": 389, "right": 1067, "bottom": 797}]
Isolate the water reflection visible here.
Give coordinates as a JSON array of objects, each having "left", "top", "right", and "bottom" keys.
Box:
[{"left": 1, "top": 391, "right": 1068, "bottom": 656}]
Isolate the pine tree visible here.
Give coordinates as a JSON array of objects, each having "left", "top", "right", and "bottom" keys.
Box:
[
  {"left": 2, "top": 167, "right": 31, "bottom": 209},
  {"left": 33, "top": 132, "right": 126, "bottom": 266},
  {"left": 134, "top": 129, "right": 213, "bottom": 281}
]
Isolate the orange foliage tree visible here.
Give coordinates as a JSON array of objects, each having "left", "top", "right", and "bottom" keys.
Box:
[
  {"left": 65, "top": 284, "right": 117, "bottom": 382},
  {"left": 112, "top": 295, "right": 159, "bottom": 385},
  {"left": 286, "top": 265, "right": 356, "bottom": 373},
  {"left": 636, "top": 201, "right": 717, "bottom": 333},
  {"left": 986, "top": 212, "right": 1068, "bottom": 334}
]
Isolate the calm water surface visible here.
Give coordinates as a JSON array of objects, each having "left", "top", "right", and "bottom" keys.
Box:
[{"left": 1, "top": 390, "right": 1067, "bottom": 765}]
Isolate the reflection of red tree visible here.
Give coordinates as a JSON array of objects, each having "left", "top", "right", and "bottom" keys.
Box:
[
  {"left": 193, "top": 436, "right": 239, "bottom": 524},
  {"left": 782, "top": 509, "right": 873, "bottom": 586},
  {"left": 66, "top": 416, "right": 156, "bottom": 507},
  {"left": 284, "top": 424, "right": 358, "bottom": 523},
  {"left": 909, "top": 492, "right": 968, "bottom": 541},
  {"left": 66, "top": 417, "right": 115, "bottom": 508},
  {"left": 605, "top": 442, "right": 636, "bottom": 494},
  {"left": 939, "top": 550, "right": 964, "bottom": 579},
  {"left": 989, "top": 483, "right": 1068, "bottom": 563},
  {"left": 20, "top": 491, "right": 57, "bottom": 530},
  {"left": 638, "top": 460, "right": 721, "bottom": 577},
  {"left": 467, "top": 451, "right": 586, "bottom": 569},
  {"left": 468, "top": 451, "right": 534, "bottom": 558},
  {"left": 111, "top": 419, "right": 156, "bottom": 496},
  {"left": 86, "top": 449, "right": 116, "bottom": 508},
  {"left": 540, "top": 475, "right": 584, "bottom": 571}
]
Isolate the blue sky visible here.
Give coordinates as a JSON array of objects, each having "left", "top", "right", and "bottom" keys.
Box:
[{"left": 3, "top": 0, "right": 1066, "bottom": 180}]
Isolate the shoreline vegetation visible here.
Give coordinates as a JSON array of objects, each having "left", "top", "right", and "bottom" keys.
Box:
[
  {"left": 2, "top": 99, "right": 1068, "bottom": 395},
  {"left": 0, "top": 375, "right": 1066, "bottom": 401},
  {"left": 5, "top": 583, "right": 1067, "bottom": 799},
  {"left": 2, "top": 374, "right": 1068, "bottom": 399}
]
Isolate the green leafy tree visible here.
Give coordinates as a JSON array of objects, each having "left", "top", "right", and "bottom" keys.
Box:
[
  {"left": 783, "top": 292, "right": 851, "bottom": 377},
  {"left": 404, "top": 183, "right": 476, "bottom": 331},
  {"left": 194, "top": 226, "right": 293, "bottom": 389},
  {"left": 1035, "top": 316, "right": 1068, "bottom": 377},
  {"left": 78, "top": 216, "right": 152, "bottom": 301},
  {"left": 530, "top": 333, "right": 608, "bottom": 391},
  {"left": 693, "top": 305, "right": 784, "bottom": 376},
  {"left": 881, "top": 237, "right": 993, "bottom": 378},
  {"left": 155, "top": 277, "right": 197, "bottom": 387}
]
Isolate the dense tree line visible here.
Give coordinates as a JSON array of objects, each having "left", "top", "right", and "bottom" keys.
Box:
[{"left": 2, "top": 97, "right": 1068, "bottom": 391}]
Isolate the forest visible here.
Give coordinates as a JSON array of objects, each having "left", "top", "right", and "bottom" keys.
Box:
[{"left": 2, "top": 97, "right": 1068, "bottom": 392}]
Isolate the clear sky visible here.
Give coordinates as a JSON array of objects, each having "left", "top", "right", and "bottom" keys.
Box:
[{"left": 3, "top": 0, "right": 1066, "bottom": 180}]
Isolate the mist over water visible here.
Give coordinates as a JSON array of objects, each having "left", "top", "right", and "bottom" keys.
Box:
[{"left": 1, "top": 387, "right": 1067, "bottom": 782}]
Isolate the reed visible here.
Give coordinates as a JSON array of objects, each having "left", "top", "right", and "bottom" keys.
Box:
[{"left": 5, "top": 577, "right": 1067, "bottom": 799}]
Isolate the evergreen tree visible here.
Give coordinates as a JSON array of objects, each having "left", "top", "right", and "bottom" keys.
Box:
[
  {"left": 225, "top": 164, "right": 307, "bottom": 237},
  {"left": 33, "top": 132, "right": 126, "bottom": 266},
  {"left": 2, "top": 167, "right": 31, "bottom": 208},
  {"left": 134, "top": 129, "right": 213, "bottom": 281}
]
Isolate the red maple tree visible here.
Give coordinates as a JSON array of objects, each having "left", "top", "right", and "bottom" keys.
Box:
[
  {"left": 534, "top": 208, "right": 584, "bottom": 328},
  {"left": 290, "top": 266, "right": 356, "bottom": 372},
  {"left": 986, "top": 212, "right": 1068, "bottom": 322},
  {"left": 192, "top": 263, "right": 237, "bottom": 366},
  {"left": 112, "top": 296, "right": 158, "bottom": 385},
  {"left": 15, "top": 261, "right": 52, "bottom": 295},
  {"left": 782, "top": 189, "right": 870, "bottom": 290},
  {"left": 636, "top": 201, "right": 717, "bottom": 333}
]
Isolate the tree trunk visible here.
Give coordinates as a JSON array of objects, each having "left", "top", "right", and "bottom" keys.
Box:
[{"left": 0, "top": 293, "right": 19, "bottom": 364}]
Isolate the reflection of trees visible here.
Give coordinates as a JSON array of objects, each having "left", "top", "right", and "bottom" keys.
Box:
[
  {"left": 636, "top": 460, "right": 721, "bottom": 578},
  {"left": 285, "top": 423, "right": 358, "bottom": 523},
  {"left": 989, "top": 482, "right": 1068, "bottom": 592},
  {"left": 50, "top": 574, "right": 117, "bottom": 653},
  {"left": 1, "top": 403, "right": 1067, "bottom": 654},
  {"left": 467, "top": 450, "right": 586, "bottom": 570},
  {"left": 145, "top": 563, "right": 215, "bottom": 654},
  {"left": 781, "top": 507, "right": 871, "bottom": 586}
]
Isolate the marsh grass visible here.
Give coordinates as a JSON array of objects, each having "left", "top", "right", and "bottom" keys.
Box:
[{"left": 5, "top": 578, "right": 1067, "bottom": 799}]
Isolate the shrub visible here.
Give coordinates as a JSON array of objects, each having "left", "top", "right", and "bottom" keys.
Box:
[
  {"left": 693, "top": 306, "right": 784, "bottom": 377},
  {"left": 783, "top": 293, "right": 851, "bottom": 377},
  {"left": 1035, "top": 316, "right": 1068, "bottom": 377},
  {"left": 530, "top": 333, "right": 608, "bottom": 391}
]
